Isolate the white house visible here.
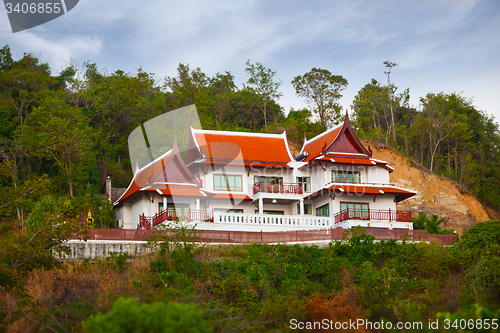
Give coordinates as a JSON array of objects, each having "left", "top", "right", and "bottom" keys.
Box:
[{"left": 113, "top": 114, "right": 416, "bottom": 230}]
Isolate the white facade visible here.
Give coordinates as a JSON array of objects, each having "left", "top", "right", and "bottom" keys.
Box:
[{"left": 114, "top": 116, "right": 416, "bottom": 230}]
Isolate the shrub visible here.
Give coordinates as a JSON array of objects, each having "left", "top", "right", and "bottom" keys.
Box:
[
  {"left": 453, "top": 220, "right": 500, "bottom": 266},
  {"left": 82, "top": 297, "right": 211, "bottom": 333}
]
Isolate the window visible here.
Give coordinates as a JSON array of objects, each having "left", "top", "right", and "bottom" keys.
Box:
[
  {"left": 254, "top": 176, "right": 283, "bottom": 193},
  {"left": 158, "top": 203, "right": 189, "bottom": 220},
  {"left": 316, "top": 204, "right": 329, "bottom": 217},
  {"left": 214, "top": 174, "right": 242, "bottom": 191},
  {"left": 332, "top": 170, "right": 360, "bottom": 184},
  {"left": 296, "top": 176, "right": 311, "bottom": 192},
  {"left": 297, "top": 203, "right": 312, "bottom": 214},
  {"left": 254, "top": 176, "right": 282, "bottom": 185},
  {"left": 340, "top": 202, "right": 369, "bottom": 220}
]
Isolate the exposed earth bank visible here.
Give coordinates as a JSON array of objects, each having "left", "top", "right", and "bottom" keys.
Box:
[{"left": 364, "top": 141, "right": 491, "bottom": 233}]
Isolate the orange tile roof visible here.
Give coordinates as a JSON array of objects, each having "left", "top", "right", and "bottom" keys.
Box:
[
  {"left": 190, "top": 129, "right": 294, "bottom": 166},
  {"left": 305, "top": 183, "right": 416, "bottom": 202},
  {"left": 114, "top": 140, "right": 203, "bottom": 205},
  {"left": 300, "top": 125, "right": 342, "bottom": 162}
]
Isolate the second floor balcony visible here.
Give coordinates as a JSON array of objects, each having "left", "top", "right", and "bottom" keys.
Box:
[{"left": 252, "top": 182, "right": 303, "bottom": 195}]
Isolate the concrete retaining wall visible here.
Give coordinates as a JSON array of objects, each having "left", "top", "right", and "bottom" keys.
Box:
[{"left": 60, "top": 240, "right": 152, "bottom": 260}]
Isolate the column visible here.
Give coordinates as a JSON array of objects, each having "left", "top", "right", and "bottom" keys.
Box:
[
  {"left": 163, "top": 197, "right": 167, "bottom": 212},
  {"left": 299, "top": 199, "right": 304, "bottom": 217},
  {"left": 195, "top": 198, "right": 200, "bottom": 210},
  {"left": 259, "top": 197, "right": 263, "bottom": 215}
]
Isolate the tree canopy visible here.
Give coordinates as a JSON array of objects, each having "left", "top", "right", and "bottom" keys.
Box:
[{"left": 292, "top": 67, "right": 348, "bottom": 130}]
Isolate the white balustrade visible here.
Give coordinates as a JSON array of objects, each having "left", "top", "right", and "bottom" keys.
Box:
[{"left": 213, "top": 212, "right": 332, "bottom": 228}]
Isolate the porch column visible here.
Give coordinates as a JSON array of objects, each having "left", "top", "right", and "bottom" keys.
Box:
[
  {"left": 299, "top": 199, "right": 304, "bottom": 216},
  {"left": 259, "top": 198, "right": 263, "bottom": 215},
  {"left": 163, "top": 197, "right": 167, "bottom": 212},
  {"left": 195, "top": 198, "right": 200, "bottom": 210}
]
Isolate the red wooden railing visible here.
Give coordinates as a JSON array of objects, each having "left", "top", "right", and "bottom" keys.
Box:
[
  {"left": 138, "top": 209, "right": 214, "bottom": 229},
  {"left": 334, "top": 208, "right": 412, "bottom": 224},
  {"left": 252, "top": 182, "right": 303, "bottom": 195}
]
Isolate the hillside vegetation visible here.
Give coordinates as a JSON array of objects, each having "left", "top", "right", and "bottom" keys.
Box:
[{"left": 1, "top": 223, "right": 500, "bottom": 332}]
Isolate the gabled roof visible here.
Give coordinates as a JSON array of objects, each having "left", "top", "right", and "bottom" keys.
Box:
[
  {"left": 299, "top": 113, "right": 394, "bottom": 172},
  {"left": 186, "top": 128, "right": 294, "bottom": 168},
  {"left": 114, "top": 139, "right": 211, "bottom": 206},
  {"left": 304, "top": 183, "right": 416, "bottom": 203},
  {"left": 299, "top": 123, "right": 343, "bottom": 161},
  {"left": 300, "top": 113, "right": 372, "bottom": 162}
]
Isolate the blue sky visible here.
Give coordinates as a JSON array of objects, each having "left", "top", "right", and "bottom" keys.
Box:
[{"left": 1, "top": 0, "right": 499, "bottom": 121}]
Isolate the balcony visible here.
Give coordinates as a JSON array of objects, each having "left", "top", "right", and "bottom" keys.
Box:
[
  {"left": 138, "top": 209, "right": 213, "bottom": 229},
  {"left": 334, "top": 208, "right": 412, "bottom": 224},
  {"left": 252, "top": 182, "right": 303, "bottom": 195},
  {"left": 138, "top": 208, "right": 413, "bottom": 230}
]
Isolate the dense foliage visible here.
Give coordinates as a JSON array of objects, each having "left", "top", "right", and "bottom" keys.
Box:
[{"left": 0, "top": 222, "right": 498, "bottom": 332}]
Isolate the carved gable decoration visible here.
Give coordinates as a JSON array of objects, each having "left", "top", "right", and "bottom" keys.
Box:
[
  {"left": 323, "top": 114, "right": 372, "bottom": 157},
  {"left": 327, "top": 130, "right": 365, "bottom": 154}
]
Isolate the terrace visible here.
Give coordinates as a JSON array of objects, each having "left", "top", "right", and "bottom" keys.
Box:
[{"left": 138, "top": 207, "right": 413, "bottom": 230}]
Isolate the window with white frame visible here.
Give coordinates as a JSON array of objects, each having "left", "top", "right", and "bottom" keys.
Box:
[
  {"left": 296, "top": 176, "right": 311, "bottom": 192},
  {"left": 214, "top": 174, "right": 243, "bottom": 191},
  {"left": 332, "top": 170, "right": 361, "bottom": 184}
]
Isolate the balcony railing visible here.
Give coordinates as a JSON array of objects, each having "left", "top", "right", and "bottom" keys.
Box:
[
  {"left": 334, "top": 208, "right": 412, "bottom": 224},
  {"left": 138, "top": 208, "right": 214, "bottom": 229},
  {"left": 252, "top": 182, "right": 303, "bottom": 195}
]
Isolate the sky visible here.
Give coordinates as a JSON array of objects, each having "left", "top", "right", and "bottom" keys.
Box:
[{"left": 1, "top": 0, "right": 500, "bottom": 122}]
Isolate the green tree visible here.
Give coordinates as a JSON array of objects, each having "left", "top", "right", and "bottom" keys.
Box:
[
  {"left": 0, "top": 45, "right": 13, "bottom": 72},
  {"left": 244, "top": 60, "right": 283, "bottom": 133},
  {"left": 18, "top": 95, "right": 93, "bottom": 197},
  {"left": 292, "top": 67, "right": 348, "bottom": 130},
  {"left": 420, "top": 93, "right": 462, "bottom": 172},
  {"left": 0, "top": 200, "right": 85, "bottom": 292},
  {"left": 209, "top": 71, "right": 236, "bottom": 128}
]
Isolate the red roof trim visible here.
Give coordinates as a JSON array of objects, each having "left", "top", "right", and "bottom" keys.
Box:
[{"left": 304, "top": 183, "right": 416, "bottom": 202}]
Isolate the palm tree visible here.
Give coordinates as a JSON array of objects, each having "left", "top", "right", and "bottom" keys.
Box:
[
  {"left": 412, "top": 212, "right": 429, "bottom": 230},
  {"left": 426, "top": 214, "right": 446, "bottom": 234}
]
